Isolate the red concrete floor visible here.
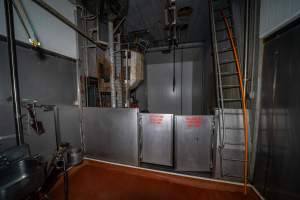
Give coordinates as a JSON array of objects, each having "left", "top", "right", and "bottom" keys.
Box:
[{"left": 49, "top": 159, "right": 260, "bottom": 200}]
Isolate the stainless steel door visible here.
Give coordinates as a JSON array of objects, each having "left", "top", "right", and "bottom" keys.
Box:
[
  {"left": 175, "top": 115, "right": 214, "bottom": 172},
  {"left": 140, "top": 113, "right": 173, "bottom": 166},
  {"left": 83, "top": 108, "right": 139, "bottom": 166}
]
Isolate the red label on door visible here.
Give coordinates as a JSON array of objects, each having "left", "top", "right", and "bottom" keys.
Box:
[
  {"left": 149, "top": 115, "right": 164, "bottom": 125},
  {"left": 185, "top": 116, "right": 202, "bottom": 128}
]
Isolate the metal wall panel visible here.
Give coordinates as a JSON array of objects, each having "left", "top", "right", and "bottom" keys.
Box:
[
  {"left": 140, "top": 113, "right": 173, "bottom": 166},
  {"left": 83, "top": 108, "right": 139, "bottom": 166},
  {"left": 259, "top": 0, "right": 300, "bottom": 38},
  {"left": 146, "top": 47, "right": 214, "bottom": 115},
  {"left": 253, "top": 22, "right": 300, "bottom": 199},
  {"left": 175, "top": 115, "right": 213, "bottom": 172},
  {"left": 0, "top": 40, "right": 77, "bottom": 153},
  {"left": 23, "top": 105, "right": 81, "bottom": 160},
  {"left": 146, "top": 50, "right": 191, "bottom": 115}
]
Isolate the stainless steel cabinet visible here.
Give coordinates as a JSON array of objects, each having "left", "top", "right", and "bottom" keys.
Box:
[
  {"left": 175, "top": 115, "right": 214, "bottom": 172},
  {"left": 140, "top": 113, "right": 173, "bottom": 166}
]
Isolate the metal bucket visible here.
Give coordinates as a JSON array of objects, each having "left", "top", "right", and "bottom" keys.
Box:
[{"left": 67, "top": 148, "right": 83, "bottom": 166}]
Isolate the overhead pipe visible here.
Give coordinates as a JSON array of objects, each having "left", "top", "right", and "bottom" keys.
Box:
[
  {"left": 4, "top": 0, "right": 24, "bottom": 145},
  {"left": 31, "top": 0, "right": 107, "bottom": 50},
  {"left": 113, "top": 17, "right": 125, "bottom": 34}
]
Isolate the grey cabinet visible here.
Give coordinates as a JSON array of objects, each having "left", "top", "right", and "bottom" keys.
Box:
[
  {"left": 140, "top": 114, "right": 173, "bottom": 166},
  {"left": 175, "top": 115, "right": 214, "bottom": 172}
]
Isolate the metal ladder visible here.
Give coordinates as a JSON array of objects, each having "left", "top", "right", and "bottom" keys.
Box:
[{"left": 209, "top": 0, "right": 249, "bottom": 193}]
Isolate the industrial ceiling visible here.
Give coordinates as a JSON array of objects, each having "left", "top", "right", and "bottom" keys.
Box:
[
  {"left": 78, "top": 0, "right": 211, "bottom": 47},
  {"left": 125, "top": 0, "right": 211, "bottom": 47}
]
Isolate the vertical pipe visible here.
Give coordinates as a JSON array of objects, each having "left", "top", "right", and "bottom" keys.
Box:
[
  {"left": 125, "top": 50, "right": 129, "bottom": 107},
  {"left": 243, "top": 0, "right": 250, "bottom": 98},
  {"left": 4, "top": 0, "right": 24, "bottom": 145},
  {"left": 74, "top": 6, "right": 85, "bottom": 152},
  {"left": 63, "top": 157, "right": 69, "bottom": 200},
  {"left": 180, "top": 48, "right": 183, "bottom": 115},
  {"left": 108, "top": 19, "right": 116, "bottom": 108},
  {"left": 84, "top": 9, "right": 89, "bottom": 106},
  {"left": 53, "top": 106, "right": 61, "bottom": 150}
]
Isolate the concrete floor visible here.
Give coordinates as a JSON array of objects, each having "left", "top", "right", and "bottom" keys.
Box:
[{"left": 49, "top": 159, "right": 260, "bottom": 200}]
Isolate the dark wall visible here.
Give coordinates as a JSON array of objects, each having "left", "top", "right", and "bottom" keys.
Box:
[
  {"left": 0, "top": 39, "right": 79, "bottom": 156},
  {"left": 253, "top": 22, "right": 300, "bottom": 199}
]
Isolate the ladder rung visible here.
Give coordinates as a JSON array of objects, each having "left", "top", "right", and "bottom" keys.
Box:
[
  {"left": 218, "top": 49, "right": 233, "bottom": 54},
  {"left": 224, "top": 142, "right": 244, "bottom": 146},
  {"left": 222, "top": 85, "right": 240, "bottom": 89},
  {"left": 215, "top": 15, "right": 232, "bottom": 23},
  {"left": 224, "top": 99, "right": 242, "bottom": 102},
  {"left": 214, "top": 6, "right": 230, "bottom": 12},
  {"left": 223, "top": 127, "right": 244, "bottom": 130},
  {"left": 223, "top": 158, "right": 245, "bottom": 162},
  {"left": 216, "top": 26, "right": 232, "bottom": 32},
  {"left": 220, "top": 72, "right": 238, "bottom": 77},
  {"left": 217, "top": 38, "right": 235, "bottom": 43},
  {"left": 220, "top": 60, "right": 235, "bottom": 65}
]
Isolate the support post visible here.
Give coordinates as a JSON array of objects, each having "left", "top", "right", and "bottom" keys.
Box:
[
  {"left": 4, "top": 0, "right": 24, "bottom": 145},
  {"left": 108, "top": 19, "right": 116, "bottom": 108}
]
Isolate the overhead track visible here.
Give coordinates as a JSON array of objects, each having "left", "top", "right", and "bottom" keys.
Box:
[{"left": 31, "top": 0, "right": 107, "bottom": 50}]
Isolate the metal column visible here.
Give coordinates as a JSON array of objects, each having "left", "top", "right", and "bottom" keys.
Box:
[
  {"left": 108, "top": 19, "right": 116, "bottom": 108},
  {"left": 4, "top": 0, "right": 24, "bottom": 145}
]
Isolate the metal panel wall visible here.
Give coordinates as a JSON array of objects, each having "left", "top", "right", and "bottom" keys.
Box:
[
  {"left": 0, "top": 40, "right": 77, "bottom": 152},
  {"left": 146, "top": 50, "right": 191, "bottom": 115},
  {"left": 83, "top": 108, "right": 139, "bottom": 166},
  {"left": 175, "top": 115, "right": 214, "bottom": 172},
  {"left": 140, "top": 113, "right": 173, "bottom": 166},
  {"left": 23, "top": 105, "right": 81, "bottom": 160},
  {"left": 253, "top": 22, "right": 300, "bottom": 199},
  {"left": 259, "top": 0, "right": 300, "bottom": 38}
]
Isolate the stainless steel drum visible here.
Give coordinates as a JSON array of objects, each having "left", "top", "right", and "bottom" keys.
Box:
[{"left": 67, "top": 148, "right": 83, "bottom": 166}]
